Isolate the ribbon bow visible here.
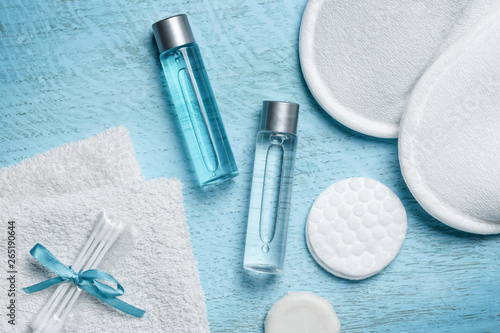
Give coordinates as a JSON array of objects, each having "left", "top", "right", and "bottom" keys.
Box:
[{"left": 23, "top": 243, "right": 145, "bottom": 318}]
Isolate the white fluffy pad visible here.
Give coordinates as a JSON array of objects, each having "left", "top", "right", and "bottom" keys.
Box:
[
  {"left": 306, "top": 178, "right": 407, "bottom": 280},
  {"left": 399, "top": 6, "right": 500, "bottom": 234},
  {"left": 265, "top": 292, "right": 340, "bottom": 333},
  {"left": 299, "top": 0, "right": 499, "bottom": 138}
]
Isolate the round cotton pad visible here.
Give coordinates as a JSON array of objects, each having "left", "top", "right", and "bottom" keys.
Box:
[
  {"left": 299, "top": 0, "right": 499, "bottom": 138},
  {"left": 265, "top": 292, "right": 340, "bottom": 333},
  {"left": 306, "top": 178, "right": 407, "bottom": 280},
  {"left": 399, "top": 7, "right": 500, "bottom": 234}
]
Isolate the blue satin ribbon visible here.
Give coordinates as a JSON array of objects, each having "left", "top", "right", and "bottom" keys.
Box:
[{"left": 23, "top": 243, "right": 145, "bottom": 318}]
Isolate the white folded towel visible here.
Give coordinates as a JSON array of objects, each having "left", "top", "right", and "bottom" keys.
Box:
[
  {"left": 0, "top": 126, "right": 209, "bottom": 332},
  {"left": 1, "top": 179, "right": 209, "bottom": 332},
  {"left": 0, "top": 126, "right": 143, "bottom": 204}
]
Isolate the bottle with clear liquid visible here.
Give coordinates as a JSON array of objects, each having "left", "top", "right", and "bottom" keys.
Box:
[
  {"left": 244, "top": 101, "right": 299, "bottom": 274},
  {"left": 152, "top": 14, "right": 239, "bottom": 186}
]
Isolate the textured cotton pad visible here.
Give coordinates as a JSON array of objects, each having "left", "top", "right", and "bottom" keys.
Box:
[
  {"left": 306, "top": 178, "right": 407, "bottom": 280},
  {"left": 399, "top": 6, "right": 500, "bottom": 234},
  {"left": 299, "top": 0, "right": 499, "bottom": 138},
  {"left": 265, "top": 292, "right": 340, "bottom": 333}
]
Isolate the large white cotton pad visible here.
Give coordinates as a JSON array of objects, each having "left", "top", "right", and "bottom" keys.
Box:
[
  {"left": 265, "top": 292, "right": 340, "bottom": 333},
  {"left": 399, "top": 6, "right": 500, "bottom": 234},
  {"left": 306, "top": 178, "right": 407, "bottom": 280},
  {"left": 299, "top": 0, "right": 499, "bottom": 138}
]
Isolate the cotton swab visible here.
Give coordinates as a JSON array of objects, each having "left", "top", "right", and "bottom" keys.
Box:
[
  {"left": 33, "top": 212, "right": 120, "bottom": 333},
  {"left": 43, "top": 217, "right": 124, "bottom": 333},
  {"left": 30, "top": 212, "right": 107, "bottom": 331},
  {"left": 31, "top": 211, "right": 123, "bottom": 333},
  {"left": 33, "top": 218, "right": 118, "bottom": 333}
]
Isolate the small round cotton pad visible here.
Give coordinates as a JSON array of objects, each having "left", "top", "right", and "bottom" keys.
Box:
[
  {"left": 265, "top": 292, "right": 340, "bottom": 333},
  {"left": 399, "top": 6, "right": 500, "bottom": 234},
  {"left": 306, "top": 178, "right": 407, "bottom": 280},
  {"left": 299, "top": 0, "right": 499, "bottom": 138}
]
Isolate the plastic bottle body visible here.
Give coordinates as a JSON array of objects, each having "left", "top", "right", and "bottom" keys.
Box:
[
  {"left": 159, "top": 43, "right": 238, "bottom": 186},
  {"left": 244, "top": 130, "right": 298, "bottom": 274}
]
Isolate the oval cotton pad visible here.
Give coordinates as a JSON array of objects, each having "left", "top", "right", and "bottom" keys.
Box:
[
  {"left": 399, "top": 6, "right": 500, "bottom": 234},
  {"left": 306, "top": 178, "right": 407, "bottom": 280},
  {"left": 265, "top": 292, "right": 340, "bottom": 333},
  {"left": 299, "top": 0, "right": 499, "bottom": 138}
]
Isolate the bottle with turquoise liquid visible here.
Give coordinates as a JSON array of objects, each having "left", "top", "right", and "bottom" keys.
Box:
[
  {"left": 244, "top": 101, "right": 299, "bottom": 274},
  {"left": 152, "top": 14, "right": 238, "bottom": 186}
]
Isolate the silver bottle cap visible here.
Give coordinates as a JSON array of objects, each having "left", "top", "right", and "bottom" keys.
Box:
[
  {"left": 152, "top": 14, "right": 195, "bottom": 54},
  {"left": 260, "top": 101, "right": 300, "bottom": 134}
]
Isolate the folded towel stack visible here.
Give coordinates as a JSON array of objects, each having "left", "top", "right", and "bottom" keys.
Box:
[{"left": 0, "top": 126, "right": 209, "bottom": 332}]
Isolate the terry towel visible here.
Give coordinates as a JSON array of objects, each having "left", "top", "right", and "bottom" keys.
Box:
[
  {"left": 1, "top": 179, "right": 209, "bottom": 332},
  {"left": 0, "top": 126, "right": 143, "bottom": 204},
  {"left": 0, "top": 127, "right": 210, "bottom": 331}
]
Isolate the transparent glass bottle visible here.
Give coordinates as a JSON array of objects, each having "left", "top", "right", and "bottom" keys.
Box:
[
  {"left": 152, "top": 14, "right": 239, "bottom": 186},
  {"left": 244, "top": 101, "right": 299, "bottom": 274}
]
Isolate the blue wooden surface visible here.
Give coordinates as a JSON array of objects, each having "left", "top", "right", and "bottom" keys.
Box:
[{"left": 1, "top": 1, "right": 500, "bottom": 332}]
